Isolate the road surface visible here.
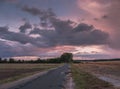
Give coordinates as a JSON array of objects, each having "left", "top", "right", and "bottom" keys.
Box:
[{"left": 8, "top": 64, "right": 69, "bottom": 89}]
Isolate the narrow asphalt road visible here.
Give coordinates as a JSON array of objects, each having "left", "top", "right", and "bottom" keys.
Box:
[{"left": 8, "top": 64, "right": 69, "bottom": 89}]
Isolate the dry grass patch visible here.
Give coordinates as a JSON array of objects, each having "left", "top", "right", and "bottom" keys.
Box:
[
  {"left": 71, "top": 64, "right": 116, "bottom": 89},
  {"left": 77, "top": 61, "right": 120, "bottom": 77},
  {"left": 0, "top": 63, "right": 61, "bottom": 84}
]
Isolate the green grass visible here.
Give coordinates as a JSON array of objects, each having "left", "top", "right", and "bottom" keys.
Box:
[{"left": 71, "top": 64, "right": 114, "bottom": 89}]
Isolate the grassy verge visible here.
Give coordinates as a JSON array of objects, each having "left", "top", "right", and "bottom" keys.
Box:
[{"left": 71, "top": 64, "right": 115, "bottom": 89}]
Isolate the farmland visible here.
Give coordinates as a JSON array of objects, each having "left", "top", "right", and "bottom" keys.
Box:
[
  {"left": 72, "top": 61, "right": 120, "bottom": 89},
  {"left": 0, "top": 64, "right": 61, "bottom": 84},
  {"left": 75, "top": 61, "right": 120, "bottom": 79}
]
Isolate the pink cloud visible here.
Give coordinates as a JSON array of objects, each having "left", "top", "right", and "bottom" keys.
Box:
[{"left": 77, "top": 0, "right": 111, "bottom": 17}]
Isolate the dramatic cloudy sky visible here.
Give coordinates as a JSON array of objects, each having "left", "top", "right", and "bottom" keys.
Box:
[{"left": 0, "top": 0, "right": 120, "bottom": 59}]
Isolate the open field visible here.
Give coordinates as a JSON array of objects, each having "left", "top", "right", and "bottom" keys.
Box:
[
  {"left": 0, "top": 63, "right": 61, "bottom": 84},
  {"left": 76, "top": 61, "right": 120, "bottom": 77},
  {"left": 72, "top": 61, "right": 120, "bottom": 89}
]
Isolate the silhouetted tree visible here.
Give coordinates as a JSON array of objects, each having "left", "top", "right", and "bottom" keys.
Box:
[
  {"left": 9, "top": 58, "right": 15, "bottom": 63},
  {"left": 3, "top": 59, "right": 7, "bottom": 63},
  {"left": 17, "top": 60, "right": 22, "bottom": 63},
  {"left": 21, "top": 60, "right": 25, "bottom": 63},
  {"left": 0, "top": 53, "right": 73, "bottom": 64},
  {"left": 60, "top": 53, "right": 73, "bottom": 63},
  {"left": 34, "top": 58, "right": 42, "bottom": 63},
  {"left": 0, "top": 58, "right": 2, "bottom": 63},
  {"left": 47, "top": 58, "right": 61, "bottom": 63}
]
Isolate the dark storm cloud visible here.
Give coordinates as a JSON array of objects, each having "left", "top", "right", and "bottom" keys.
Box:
[
  {"left": 0, "top": 26, "right": 33, "bottom": 44},
  {"left": 0, "top": 40, "right": 26, "bottom": 57},
  {"left": 0, "top": 40, "right": 39, "bottom": 57},
  {"left": 22, "top": 6, "right": 43, "bottom": 16},
  {"left": 30, "top": 27, "right": 57, "bottom": 37},
  {"left": 30, "top": 23, "right": 109, "bottom": 46},
  {"left": 22, "top": 6, "right": 56, "bottom": 21},
  {"left": 22, "top": 6, "right": 109, "bottom": 46},
  {"left": 0, "top": 26, "right": 49, "bottom": 47},
  {"left": 71, "top": 25, "right": 109, "bottom": 45},
  {"left": 52, "top": 19, "right": 74, "bottom": 34},
  {"left": 19, "top": 21, "right": 32, "bottom": 33},
  {"left": 0, "top": 6, "right": 110, "bottom": 49},
  {"left": 0, "top": 41, "right": 16, "bottom": 57},
  {"left": 22, "top": 6, "right": 56, "bottom": 28},
  {"left": 30, "top": 27, "right": 59, "bottom": 47},
  {"left": 73, "top": 23, "right": 93, "bottom": 32},
  {"left": 0, "top": 26, "right": 9, "bottom": 32}
]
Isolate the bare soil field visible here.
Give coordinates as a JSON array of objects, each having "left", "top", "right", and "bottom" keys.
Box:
[
  {"left": 74, "top": 61, "right": 120, "bottom": 88},
  {"left": 0, "top": 64, "right": 60, "bottom": 84}
]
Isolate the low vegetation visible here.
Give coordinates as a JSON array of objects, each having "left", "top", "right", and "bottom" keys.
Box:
[
  {"left": 0, "top": 53, "right": 73, "bottom": 84},
  {"left": 77, "top": 61, "right": 120, "bottom": 78},
  {"left": 0, "top": 53, "right": 73, "bottom": 63},
  {"left": 71, "top": 64, "right": 115, "bottom": 89},
  {"left": 0, "top": 64, "right": 61, "bottom": 84}
]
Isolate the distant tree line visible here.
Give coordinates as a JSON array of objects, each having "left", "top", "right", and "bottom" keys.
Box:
[
  {"left": 73, "top": 58, "right": 120, "bottom": 63},
  {"left": 0, "top": 53, "right": 73, "bottom": 63}
]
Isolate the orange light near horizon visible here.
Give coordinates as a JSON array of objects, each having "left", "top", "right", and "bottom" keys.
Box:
[{"left": 12, "top": 56, "right": 40, "bottom": 60}]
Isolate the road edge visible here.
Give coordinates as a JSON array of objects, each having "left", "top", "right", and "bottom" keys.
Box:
[
  {"left": 63, "top": 65, "right": 74, "bottom": 89},
  {"left": 0, "top": 65, "right": 63, "bottom": 89}
]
